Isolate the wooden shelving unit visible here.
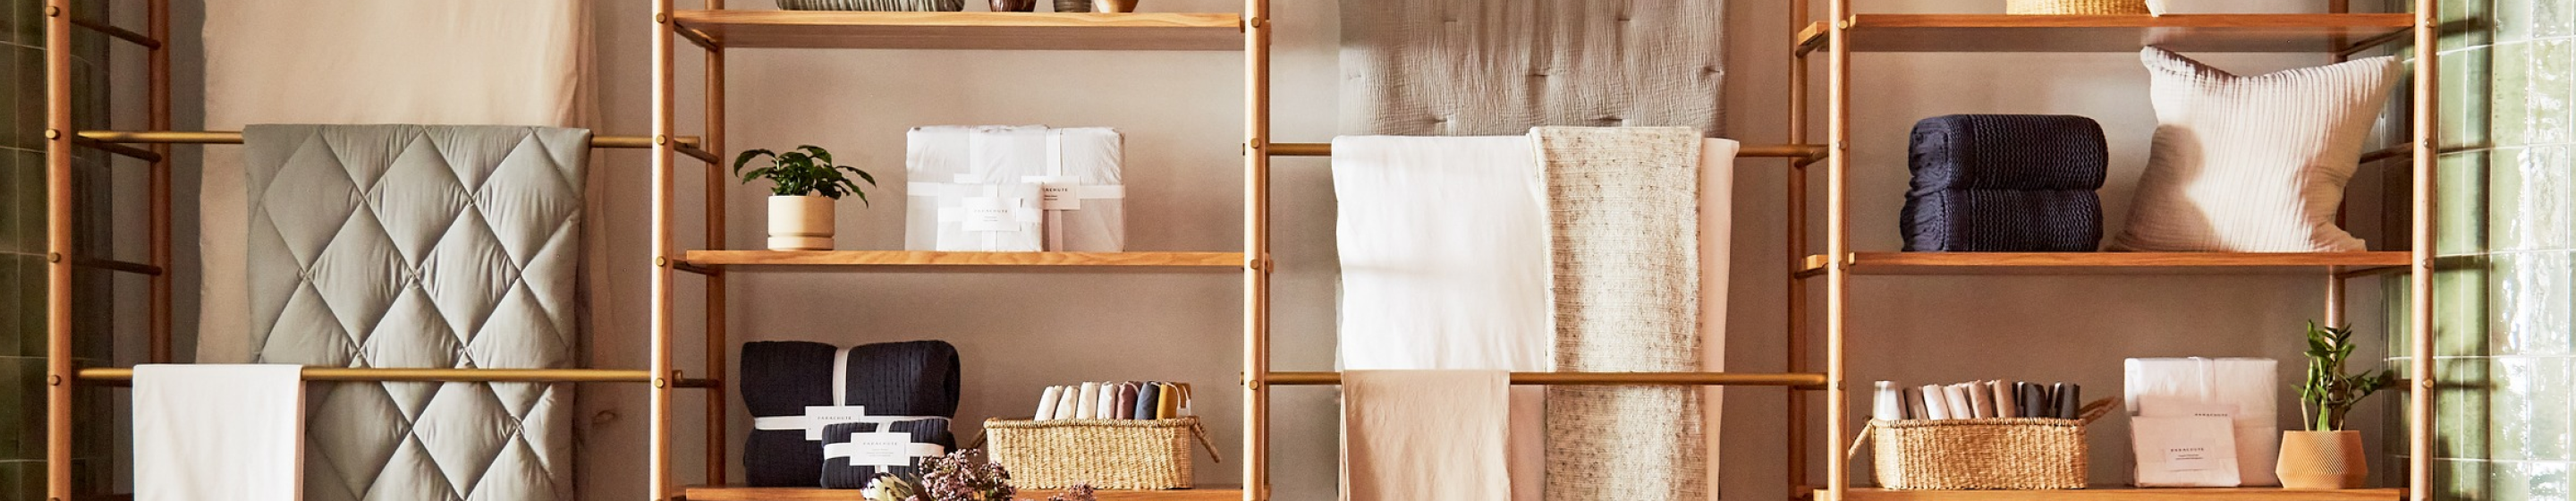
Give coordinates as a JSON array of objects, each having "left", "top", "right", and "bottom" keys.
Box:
[
  {"left": 1790, "top": 3, "right": 2436, "bottom": 501},
  {"left": 1795, "top": 14, "right": 2413, "bottom": 54},
  {"left": 682, "top": 250, "right": 1245, "bottom": 268},
  {"left": 669, "top": 10, "right": 1244, "bottom": 50},
  {"left": 684, "top": 485, "right": 1246, "bottom": 500},
  {"left": 649, "top": 2, "right": 1267, "bottom": 501},
  {"left": 1822, "top": 488, "right": 2407, "bottom": 501}
]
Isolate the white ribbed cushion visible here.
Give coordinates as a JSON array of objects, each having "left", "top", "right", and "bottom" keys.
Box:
[{"left": 2110, "top": 47, "right": 2400, "bottom": 252}]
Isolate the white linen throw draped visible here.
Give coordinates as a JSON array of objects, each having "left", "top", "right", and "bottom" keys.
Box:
[{"left": 1333, "top": 131, "right": 1733, "bottom": 500}]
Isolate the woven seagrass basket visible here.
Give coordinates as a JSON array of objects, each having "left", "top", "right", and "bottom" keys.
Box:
[
  {"left": 2005, "top": 0, "right": 2150, "bottom": 14},
  {"left": 984, "top": 417, "right": 1216, "bottom": 490},
  {"left": 1864, "top": 399, "right": 2112, "bottom": 490}
]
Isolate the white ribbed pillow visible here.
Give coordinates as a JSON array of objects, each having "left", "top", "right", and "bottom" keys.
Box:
[{"left": 2111, "top": 47, "right": 2401, "bottom": 252}]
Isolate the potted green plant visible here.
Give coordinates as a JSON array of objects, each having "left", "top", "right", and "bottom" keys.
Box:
[
  {"left": 2281, "top": 321, "right": 2392, "bottom": 488},
  {"left": 733, "top": 145, "right": 877, "bottom": 250}
]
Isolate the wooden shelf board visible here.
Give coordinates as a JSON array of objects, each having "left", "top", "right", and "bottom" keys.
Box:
[
  {"left": 1801, "top": 251, "right": 2411, "bottom": 276},
  {"left": 683, "top": 250, "right": 1244, "bottom": 267},
  {"left": 671, "top": 10, "right": 1242, "bottom": 50},
  {"left": 682, "top": 485, "right": 1241, "bottom": 500},
  {"left": 1797, "top": 14, "right": 2411, "bottom": 54},
  {"left": 1824, "top": 487, "right": 2403, "bottom": 501}
]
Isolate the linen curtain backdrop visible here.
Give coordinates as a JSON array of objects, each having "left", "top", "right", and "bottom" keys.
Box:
[{"left": 199, "top": 2, "right": 594, "bottom": 499}]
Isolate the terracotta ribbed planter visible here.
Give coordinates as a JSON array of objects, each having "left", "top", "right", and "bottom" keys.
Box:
[
  {"left": 2276, "top": 430, "right": 2368, "bottom": 489},
  {"left": 767, "top": 195, "right": 835, "bottom": 250}
]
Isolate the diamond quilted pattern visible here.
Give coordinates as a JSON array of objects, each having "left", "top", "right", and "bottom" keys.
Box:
[{"left": 243, "top": 125, "right": 590, "bottom": 501}]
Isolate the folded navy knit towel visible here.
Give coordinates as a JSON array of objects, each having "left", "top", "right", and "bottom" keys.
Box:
[
  {"left": 741, "top": 340, "right": 962, "bottom": 487},
  {"left": 818, "top": 418, "right": 957, "bottom": 488},
  {"left": 1904, "top": 115, "right": 2109, "bottom": 252}
]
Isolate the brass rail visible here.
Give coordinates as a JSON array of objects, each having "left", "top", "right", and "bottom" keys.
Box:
[
  {"left": 1266, "top": 142, "right": 1828, "bottom": 160},
  {"left": 78, "top": 367, "right": 718, "bottom": 386},
  {"left": 76, "top": 131, "right": 702, "bottom": 149},
  {"left": 1264, "top": 371, "right": 1828, "bottom": 388}
]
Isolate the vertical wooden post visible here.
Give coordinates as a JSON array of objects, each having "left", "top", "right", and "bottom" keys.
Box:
[
  {"left": 1824, "top": 1, "right": 1852, "bottom": 499},
  {"left": 651, "top": 0, "right": 680, "bottom": 498},
  {"left": 2407, "top": 0, "right": 2437, "bottom": 498},
  {"left": 1241, "top": 0, "right": 1272, "bottom": 499},
  {"left": 43, "top": 0, "right": 77, "bottom": 499},
  {"left": 702, "top": 0, "right": 732, "bottom": 487},
  {"left": 148, "top": 0, "right": 172, "bottom": 364},
  {"left": 1784, "top": 1, "right": 1812, "bottom": 500}
]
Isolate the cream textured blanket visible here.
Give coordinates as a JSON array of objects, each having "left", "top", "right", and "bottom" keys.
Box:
[{"left": 1533, "top": 126, "right": 1706, "bottom": 501}]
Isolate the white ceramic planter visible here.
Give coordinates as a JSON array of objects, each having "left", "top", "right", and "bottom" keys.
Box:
[{"left": 768, "top": 195, "right": 835, "bottom": 250}]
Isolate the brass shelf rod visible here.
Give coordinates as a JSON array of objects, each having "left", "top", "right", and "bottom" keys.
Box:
[
  {"left": 77, "top": 131, "right": 703, "bottom": 149},
  {"left": 77, "top": 367, "right": 713, "bottom": 385},
  {"left": 1265, "top": 142, "right": 1827, "bottom": 161},
  {"left": 1264, "top": 371, "right": 1828, "bottom": 388}
]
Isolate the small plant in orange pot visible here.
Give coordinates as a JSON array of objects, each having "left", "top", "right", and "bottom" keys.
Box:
[{"left": 2283, "top": 321, "right": 2392, "bottom": 489}]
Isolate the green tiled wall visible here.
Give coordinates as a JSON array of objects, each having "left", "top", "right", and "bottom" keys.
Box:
[
  {"left": 2395, "top": 0, "right": 2576, "bottom": 499},
  {"left": 0, "top": 0, "right": 114, "bottom": 499}
]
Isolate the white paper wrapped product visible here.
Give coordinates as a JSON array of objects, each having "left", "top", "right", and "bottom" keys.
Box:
[
  {"left": 902, "top": 125, "right": 1125, "bottom": 251},
  {"left": 2125, "top": 357, "right": 2281, "bottom": 486}
]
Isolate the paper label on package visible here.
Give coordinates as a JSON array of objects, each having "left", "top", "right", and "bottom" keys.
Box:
[
  {"left": 851, "top": 431, "right": 915, "bottom": 467},
  {"left": 2162, "top": 446, "right": 2224, "bottom": 471},
  {"left": 962, "top": 197, "right": 1020, "bottom": 232},
  {"left": 1022, "top": 175, "right": 1082, "bottom": 210},
  {"left": 801, "top": 405, "right": 870, "bottom": 440},
  {"left": 2131, "top": 415, "right": 2241, "bottom": 487}
]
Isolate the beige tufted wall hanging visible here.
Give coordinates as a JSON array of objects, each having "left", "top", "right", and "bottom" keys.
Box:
[{"left": 1338, "top": 0, "right": 1729, "bottom": 137}]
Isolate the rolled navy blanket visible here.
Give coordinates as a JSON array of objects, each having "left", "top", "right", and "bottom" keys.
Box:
[
  {"left": 741, "top": 340, "right": 963, "bottom": 487},
  {"left": 1904, "top": 115, "right": 2109, "bottom": 252},
  {"left": 818, "top": 418, "right": 958, "bottom": 488}
]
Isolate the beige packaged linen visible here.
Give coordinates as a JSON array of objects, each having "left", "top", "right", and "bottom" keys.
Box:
[{"left": 2131, "top": 415, "right": 2243, "bottom": 487}]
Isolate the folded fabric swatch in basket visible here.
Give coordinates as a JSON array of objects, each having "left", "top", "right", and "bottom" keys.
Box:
[
  {"left": 741, "top": 340, "right": 963, "bottom": 487},
  {"left": 819, "top": 418, "right": 958, "bottom": 488},
  {"left": 1902, "top": 115, "right": 2109, "bottom": 252}
]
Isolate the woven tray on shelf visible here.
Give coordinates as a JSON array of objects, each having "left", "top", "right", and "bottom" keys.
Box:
[
  {"left": 2005, "top": 0, "right": 2150, "bottom": 14},
  {"left": 983, "top": 417, "right": 1218, "bottom": 490},
  {"left": 1860, "top": 398, "right": 2113, "bottom": 490},
  {"left": 778, "top": 0, "right": 966, "bottom": 11}
]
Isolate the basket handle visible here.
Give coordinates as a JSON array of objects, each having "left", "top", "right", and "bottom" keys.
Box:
[
  {"left": 1843, "top": 421, "right": 1878, "bottom": 462},
  {"left": 2077, "top": 397, "right": 2115, "bottom": 425},
  {"left": 1189, "top": 420, "right": 1224, "bottom": 463}
]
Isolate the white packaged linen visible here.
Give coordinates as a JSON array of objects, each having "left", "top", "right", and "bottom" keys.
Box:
[
  {"left": 939, "top": 181, "right": 1044, "bottom": 251},
  {"left": 2125, "top": 357, "right": 2281, "bottom": 486},
  {"left": 903, "top": 125, "right": 1125, "bottom": 251},
  {"left": 2131, "top": 415, "right": 2243, "bottom": 487}
]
